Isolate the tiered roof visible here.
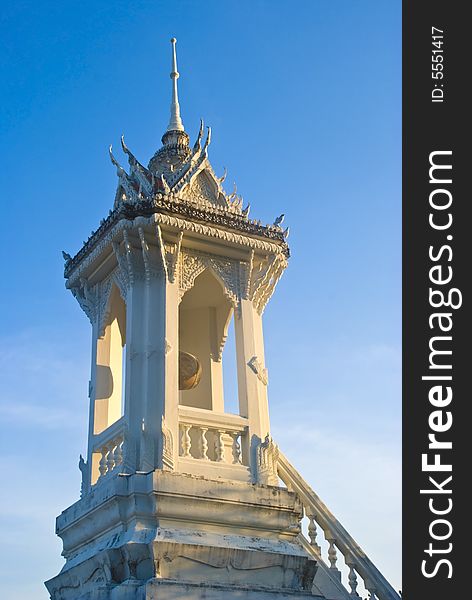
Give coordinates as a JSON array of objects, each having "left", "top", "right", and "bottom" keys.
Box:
[{"left": 64, "top": 39, "right": 289, "bottom": 278}]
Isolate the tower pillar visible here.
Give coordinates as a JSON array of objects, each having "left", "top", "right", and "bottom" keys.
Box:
[
  {"left": 162, "top": 276, "right": 180, "bottom": 469},
  {"left": 46, "top": 38, "right": 317, "bottom": 600},
  {"left": 235, "top": 298, "right": 271, "bottom": 479}
]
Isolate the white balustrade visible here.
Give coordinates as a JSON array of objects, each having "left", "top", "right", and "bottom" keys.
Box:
[
  {"left": 95, "top": 437, "right": 123, "bottom": 480},
  {"left": 179, "top": 422, "right": 245, "bottom": 464},
  {"left": 277, "top": 451, "right": 401, "bottom": 600},
  {"left": 92, "top": 416, "right": 125, "bottom": 483},
  {"left": 178, "top": 406, "right": 248, "bottom": 465}
]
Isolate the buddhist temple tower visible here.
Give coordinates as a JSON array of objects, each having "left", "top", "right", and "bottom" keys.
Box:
[{"left": 46, "top": 39, "right": 400, "bottom": 600}]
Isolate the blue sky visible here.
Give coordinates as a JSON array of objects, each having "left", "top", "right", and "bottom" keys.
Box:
[{"left": 0, "top": 1, "right": 401, "bottom": 597}]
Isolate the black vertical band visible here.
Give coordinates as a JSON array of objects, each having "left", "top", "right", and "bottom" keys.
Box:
[{"left": 403, "top": 3, "right": 468, "bottom": 598}]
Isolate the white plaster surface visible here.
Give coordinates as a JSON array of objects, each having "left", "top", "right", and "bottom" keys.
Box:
[{"left": 46, "top": 470, "right": 320, "bottom": 600}]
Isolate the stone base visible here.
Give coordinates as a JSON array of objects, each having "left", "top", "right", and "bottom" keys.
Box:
[
  {"left": 46, "top": 541, "right": 317, "bottom": 600},
  {"left": 45, "top": 470, "right": 322, "bottom": 599},
  {"left": 113, "top": 579, "right": 324, "bottom": 600},
  {"left": 49, "top": 578, "right": 324, "bottom": 600}
]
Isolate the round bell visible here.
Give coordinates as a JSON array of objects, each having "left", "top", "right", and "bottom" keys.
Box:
[{"left": 179, "top": 351, "right": 202, "bottom": 390}]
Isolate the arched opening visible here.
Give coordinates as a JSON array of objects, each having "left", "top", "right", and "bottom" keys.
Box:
[
  {"left": 94, "top": 285, "right": 126, "bottom": 434},
  {"left": 179, "top": 268, "right": 237, "bottom": 413}
]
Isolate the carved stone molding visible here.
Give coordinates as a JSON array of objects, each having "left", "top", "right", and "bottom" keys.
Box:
[
  {"left": 71, "top": 242, "right": 286, "bottom": 323},
  {"left": 245, "top": 252, "right": 287, "bottom": 315},
  {"left": 98, "top": 278, "right": 114, "bottom": 334},
  {"left": 71, "top": 244, "right": 286, "bottom": 324},
  {"left": 163, "top": 230, "right": 183, "bottom": 283},
  {"left": 178, "top": 249, "right": 241, "bottom": 308},
  {"left": 78, "top": 454, "right": 88, "bottom": 499},
  {"left": 139, "top": 122, "right": 244, "bottom": 216},
  {"left": 70, "top": 276, "right": 114, "bottom": 336},
  {"left": 138, "top": 226, "right": 165, "bottom": 283},
  {"left": 111, "top": 228, "right": 167, "bottom": 297},
  {"left": 65, "top": 211, "right": 286, "bottom": 288},
  {"left": 247, "top": 356, "right": 268, "bottom": 386},
  {"left": 212, "top": 324, "right": 229, "bottom": 363},
  {"left": 179, "top": 252, "right": 207, "bottom": 300},
  {"left": 112, "top": 238, "right": 132, "bottom": 296},
  {"left": 162, "top": 417, "right": 174, "bottom": 471},
  {"left": 70, "top": 280, "right": 96, "bottom": 326},
  {"left": 208, "top": 256, "right": 240, "bottom": 307},
  {"left": 256, "top": 435, "right": 279, "bottom": 486}
]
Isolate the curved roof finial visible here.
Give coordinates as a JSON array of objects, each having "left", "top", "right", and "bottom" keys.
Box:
[{"left": 167, "top": 37, "right": 185, "bottom": 132}]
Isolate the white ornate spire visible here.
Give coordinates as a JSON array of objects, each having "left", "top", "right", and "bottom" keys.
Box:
[{"left": 167, "top": 37, "right": 184, "bottom": 132}]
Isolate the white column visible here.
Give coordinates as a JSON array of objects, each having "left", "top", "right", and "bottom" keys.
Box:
[
  {"left": 140, "top": 271, "right": 167, "bottom": 471},
  {"left": 163, "top": 279, "right": 180, "bottom": 469},
  {"left": 122, "top": 276, "right": 146, "bottom": 473},
  {"left": 234, "top": 298, "right": 270, "bottom": 479},
  {"left": 86, "top": 320, "right": 100, "bottom": 489}
]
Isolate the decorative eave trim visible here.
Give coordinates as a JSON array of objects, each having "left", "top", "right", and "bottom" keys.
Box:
[
  {"left": 65, "top": 212, "right": 288, "bottom": 288},
  {"left": 65, "top": 196, "right": 289, "bottom": 284}
]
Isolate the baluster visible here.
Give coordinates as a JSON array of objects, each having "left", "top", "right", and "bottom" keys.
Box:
[
  {"left": 230, "top": 432, "right": 242, "bottom": 464},
  {"left": 348, "top": 567, "right": 359, "bottom": 597},
  {"left": 325, "top": 531, "right": 339, "bottom": 571},
  {"left": 306, "top": 514, "right": 321, "bottom": 554},
  {"left": 200, "top": 427, "right": 209, "bottom": 460},
  {"left": 98, "top": 446, "right": 108, "bottom": 478},
  {"left": 181, "top": 425, "right": 191, "bottom": 457},
  {"left": 345, "top": 555, "right": 359, "bottom": 597},
  {"left": 113, "top": 439, "right": 123, "bottom": 467},
  {"left": 106, "top": 444, "right": 115, "bottom": 473},
  {"left": 215, "top": 430, "right": 225, "bottom": 462}
]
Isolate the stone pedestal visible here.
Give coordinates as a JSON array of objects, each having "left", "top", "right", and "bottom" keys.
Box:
[{"left": 45, "top": 471, "right": 320, "bottom": 599}]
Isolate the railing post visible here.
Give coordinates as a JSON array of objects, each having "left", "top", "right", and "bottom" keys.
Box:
[
  {"left": 200, "top": 427, "right": 209, "bottom": 460},
  {"left": 215, "top": 430, "right": 225, "bottom": 462},
  {"left": 325, "top": 530, "right": 341, "bottom": 580},
  {"left": 307, "top": 514, "right": 321, "bottom": 555},
  {"left": 345, "top": 554, "right": 360, "bottom": 597},
  {"left": 113, "top": 440, "right": 123, "bottom": 467},
  {"left": 106, "top": 444, "right": 115, "bottom": 473},
  {"left": 231, "top": 432, "right": 242, "bottom": 464},
  {"left": 98, "top": 446, "right": 108, "bottom": 478},
  {"left": 181, "top": 424, "right": 191, "bottom": 457}
]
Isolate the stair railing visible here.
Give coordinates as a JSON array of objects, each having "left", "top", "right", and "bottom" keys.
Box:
[{"left": 277, "top": 450, "right": 401, "bottom": 600}]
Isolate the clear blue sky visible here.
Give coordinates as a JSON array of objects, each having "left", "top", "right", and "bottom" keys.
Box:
[{"left": 0, "top": 1, "right": 401, "bottom": 597}]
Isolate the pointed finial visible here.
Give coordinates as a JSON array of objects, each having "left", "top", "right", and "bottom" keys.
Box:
[
  {"left": 167, "top": 37, "right": 184, "bottom": 132},
  {"left": 193, "top": 119, "right": 204, "bottom": 152},
  {"left": 274, "top": 214, "right": 285, "bottom": 227},
  {"left": 202, "top": 126, "right": 211, "bottom": 155},
  {"left": 218, "top": 167, "right": 227, "bottom": 184}
]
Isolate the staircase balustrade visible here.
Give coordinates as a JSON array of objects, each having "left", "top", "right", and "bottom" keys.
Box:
[{"left": 277, "top": 450, "right": 400, "bottom": 600}]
